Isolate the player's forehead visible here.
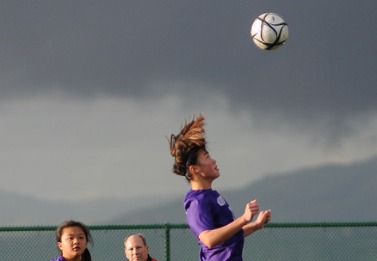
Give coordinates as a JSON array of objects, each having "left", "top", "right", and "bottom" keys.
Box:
[
  {"left": 62, "top": 226, "right": 85, "bottom": 236},
  {"left": 198, "top": 149, "right": 209, "bottom": 157},
  {"left": 61, "top": 227, "right": 86, "bottom": 238}
]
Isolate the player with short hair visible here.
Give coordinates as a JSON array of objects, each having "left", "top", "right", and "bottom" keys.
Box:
[{"left": 124, "top": 233, "right": 158, "bottom": 261}]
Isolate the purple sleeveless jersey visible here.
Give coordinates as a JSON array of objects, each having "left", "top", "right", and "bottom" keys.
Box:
[
  {"left": 49, "top": 257, "right": 65, "bottom": 261},
  {"left": 184, "top": 189, "right": 244, "bottom": 261}
]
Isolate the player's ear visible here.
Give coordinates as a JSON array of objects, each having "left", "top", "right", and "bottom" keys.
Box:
[{"left": 188, "top": 165, "right": 199, "bottom": 175}]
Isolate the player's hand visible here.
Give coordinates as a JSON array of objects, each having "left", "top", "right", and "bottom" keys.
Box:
[
  {"left": 243, "top": 199, "right": 259, "bottom": 223},
  {"left": 255, "top": 209, "right": 272, "bottom": 229}
]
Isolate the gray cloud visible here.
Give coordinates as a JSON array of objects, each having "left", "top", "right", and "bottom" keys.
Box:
[
  {"left": 2, "top": 94, "right": 377, "bottom": 204},
  {"left": 2, "top": 1, "right": 377, "bottom": 216},
  {"left": 1, "top": 1, "right": 376, "bottom": 138}
]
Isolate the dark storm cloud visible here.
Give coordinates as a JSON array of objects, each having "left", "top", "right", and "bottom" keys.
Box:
[{"left": 1, "top": 1, "right": 376, "bottom": 125}]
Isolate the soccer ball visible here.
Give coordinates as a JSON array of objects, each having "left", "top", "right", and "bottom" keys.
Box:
[{"left": 251, "top": 12, "right": 289, "bottom": 50}]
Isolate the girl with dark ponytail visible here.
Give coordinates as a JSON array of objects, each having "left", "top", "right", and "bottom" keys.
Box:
[
  {"left": 169, "top": 114, "right": 272, "bottom": 261},
  {"left": 50, "top": 220, "right": 93, "bottom": 261}
]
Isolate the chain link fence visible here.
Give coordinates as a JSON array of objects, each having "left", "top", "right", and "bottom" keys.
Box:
[{"left": 1, "top": 222, "right": 376, "bottom": 260}]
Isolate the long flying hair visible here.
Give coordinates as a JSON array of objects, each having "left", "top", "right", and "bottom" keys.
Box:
[{"left": 168, "top": 114, "right": 207, "bottom": 180}]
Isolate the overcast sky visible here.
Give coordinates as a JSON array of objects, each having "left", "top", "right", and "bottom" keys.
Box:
[{"left": 1, "top": 1, "right": 377, "bottom": 203}]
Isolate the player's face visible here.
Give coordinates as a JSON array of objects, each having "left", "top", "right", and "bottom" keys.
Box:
[
  {"left": 125, "top": 235, "right": 149, "bottom": 261},
  {"left": 58, "top": 226, "right": 87, "bottom": 260},
  {"left": 196, "top": 150, "right": 220, "bottom": 179}
]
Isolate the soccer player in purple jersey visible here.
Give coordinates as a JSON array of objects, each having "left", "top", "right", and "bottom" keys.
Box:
[
  {"left": 49, "top": 220, "right": 93, "bottom": 261},
  {"left": 169, "top": 114, "right": 271, "bottom": 261}
]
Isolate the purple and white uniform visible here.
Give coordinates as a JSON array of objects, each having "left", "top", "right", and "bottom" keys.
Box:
[{"left": 184, "top": 189, "right": 244, "bottom": 261}]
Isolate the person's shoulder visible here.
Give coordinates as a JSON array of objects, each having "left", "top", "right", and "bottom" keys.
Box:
[
  {"left": 49, "top": 257, "right": 65, "bottom": 261},
  {"left": 147, "top": 255, "right": 158, "bottom": 261},
  {"left": 184, "top": 189, "right": 216, "bottom": 205},
  {"left": 186, "top": 188, "right": 214, "bottom": 197}
]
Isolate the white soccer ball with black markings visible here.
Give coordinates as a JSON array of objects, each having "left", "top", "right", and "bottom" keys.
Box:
[{"left": 251, "top": 12, "right": 289, "bottom": 50}]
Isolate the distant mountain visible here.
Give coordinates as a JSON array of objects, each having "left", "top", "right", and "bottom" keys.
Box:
[
  {"left": 110, "top": 156, "right": 377, "bottom": 224},
  {"left": 0, "top": 190, "right": 170, "bottom": 226},
  {"left": 2, "top": 156, "right": 376, "bottom": 226}
]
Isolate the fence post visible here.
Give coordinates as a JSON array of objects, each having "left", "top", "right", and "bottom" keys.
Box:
[{"left": 164, "top": 224, "right": 170, "bottom": 261}]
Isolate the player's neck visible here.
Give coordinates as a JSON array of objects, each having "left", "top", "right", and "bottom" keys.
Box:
[{"left": 190, "top": 180, "right": 212, "bottom": 190}]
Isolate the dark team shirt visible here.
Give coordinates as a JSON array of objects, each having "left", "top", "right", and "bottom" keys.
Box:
[{"left": 184, "top": 189, "right": 244, "bottom": 261}]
